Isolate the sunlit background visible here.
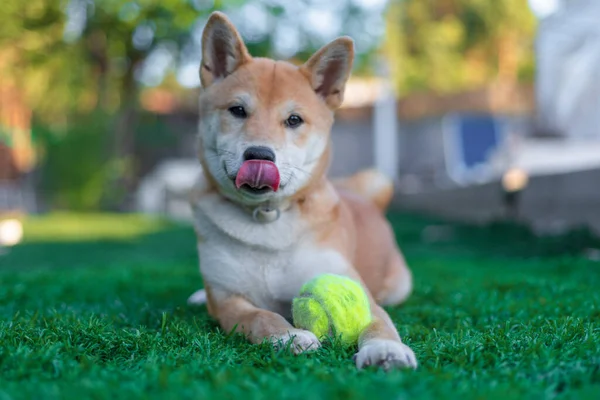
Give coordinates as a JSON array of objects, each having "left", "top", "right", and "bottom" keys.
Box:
[{"left": 2, "top": 0, "right": 600, "bottom": 247}]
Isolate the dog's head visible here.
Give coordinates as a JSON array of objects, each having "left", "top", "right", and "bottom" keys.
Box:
[{"left": 197, "top": 12, "right": 354, "bottom": 206}]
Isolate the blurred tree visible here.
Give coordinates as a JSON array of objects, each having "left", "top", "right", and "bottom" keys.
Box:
[
  {"left": 384, "top": 0, "right": 537, "bottom": 95},
  {"left": 0, "top": 0, "right": 89, "bottom": 122},
  {"left": 68, "top": 0, "right": 215, "bottom": 204}
]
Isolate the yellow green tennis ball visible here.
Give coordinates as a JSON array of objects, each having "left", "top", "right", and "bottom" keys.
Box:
[{"left": 292, "top": 274, "right": 372, "bottom": 346}]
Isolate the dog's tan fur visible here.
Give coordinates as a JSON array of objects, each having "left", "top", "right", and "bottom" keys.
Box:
[{"left": 189, "top": 12, "right": 416, "bottom": 369}]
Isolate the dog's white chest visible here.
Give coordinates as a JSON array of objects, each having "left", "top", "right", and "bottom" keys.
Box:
[{"left": 193, "top": 194, "right": 350, "bottom": 316}]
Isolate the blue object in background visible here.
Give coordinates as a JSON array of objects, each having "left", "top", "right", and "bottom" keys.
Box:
[
  {"left": 443, "top": 113, "right": 504, "bottom": 185},
  {"left": 458, "top": 115, "right": 500, "bottom": 168}
]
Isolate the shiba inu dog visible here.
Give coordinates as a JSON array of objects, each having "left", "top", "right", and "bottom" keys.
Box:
[{"left": 188, "top": 11, "right": 417, "bottom": 370}]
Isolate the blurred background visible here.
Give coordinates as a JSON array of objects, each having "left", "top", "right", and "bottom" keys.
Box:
[{"left": 1, "top": 0, "right": 600, "bottom": 248}]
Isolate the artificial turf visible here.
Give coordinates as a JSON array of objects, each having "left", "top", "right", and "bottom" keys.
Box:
[{"left": 0, "top": 212, "right": 599, "bottom": 399}]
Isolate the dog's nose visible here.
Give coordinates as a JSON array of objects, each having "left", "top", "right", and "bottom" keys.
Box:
[{"left": 243, "top": 146, "right": 276, "bottom": 162}]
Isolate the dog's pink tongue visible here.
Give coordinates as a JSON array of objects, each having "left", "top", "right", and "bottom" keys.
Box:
[{"left": 235, "top": 160, "right": 280, "bottom": 192}]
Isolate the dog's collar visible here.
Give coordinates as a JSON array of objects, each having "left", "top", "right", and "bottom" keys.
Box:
[{"left": 241, "top": 200, "right": 292, "bottom": 224}]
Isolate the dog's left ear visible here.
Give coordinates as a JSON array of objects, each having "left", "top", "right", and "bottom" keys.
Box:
[{"left": 301, "top": 37, "right": 354, "bottom": 110}]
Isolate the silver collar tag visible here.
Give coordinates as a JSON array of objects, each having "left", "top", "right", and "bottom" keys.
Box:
[{"left": 252, "top": 206, "right": 281, "bottom": 223}]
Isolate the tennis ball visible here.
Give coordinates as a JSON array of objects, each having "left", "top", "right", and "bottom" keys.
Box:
[{"left": 292, "top": 274, "right": 372, "bottom": 346}]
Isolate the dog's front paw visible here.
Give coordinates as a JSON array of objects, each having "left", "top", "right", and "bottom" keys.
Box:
[
  {"left": 271, "top": 329, "right": 321, "bottom": 354},
  {"left": 354, "top": 339, "right": 417, "bottom": 370}
]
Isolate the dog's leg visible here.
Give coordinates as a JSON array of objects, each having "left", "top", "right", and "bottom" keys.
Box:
[
  {"left": 214, "top": 295, "right": 321, "bottom": 354},
  {"left": 354, "top": 303, "right": 417, "bottom": 370},
  {"left": 344, "top": 270, "right": 417, "bottom": 370},
  {"left": 377, "top": 251, "right": 413, "bottom": 306},
  {"left": 187, "top": 289, "right": 207, "bottom": 305}
]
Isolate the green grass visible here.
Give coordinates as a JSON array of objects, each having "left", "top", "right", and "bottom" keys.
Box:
[{"left": 1, "top": 213, "right": 599, "bottom": 399}]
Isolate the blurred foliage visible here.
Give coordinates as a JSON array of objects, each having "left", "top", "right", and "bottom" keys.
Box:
[
  {"left": 1, "top": 0, "right": 208, "bottom": 121},
  {"left": 33, "top": 112, "right": 122, "bottom": 211},
  {"left": 2, "top": 0, "right": 539, "bottom": 116},
  {"left": 1, "top": 0, "right": 383, "bottom": 124},
  {"left": 1, "top": 0, "right": 77, "bottom": 122},
  {"left": 1, "top": 0, "right": 218, "bottom": 208},
  {"left": 385, "top": 0, "right": 537, "bottom": 95}
]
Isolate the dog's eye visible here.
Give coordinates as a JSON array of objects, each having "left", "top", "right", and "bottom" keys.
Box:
[
  {"left": 228, "top": 106, "right": 247, "bottom": 118},
  {"left": 285, "top": 114, "right": 303, "bottom": 128}
]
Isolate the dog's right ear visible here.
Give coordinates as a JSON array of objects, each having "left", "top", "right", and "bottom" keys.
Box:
[{"left": 200, "top": 12, "right": 251, "bottom": 87}]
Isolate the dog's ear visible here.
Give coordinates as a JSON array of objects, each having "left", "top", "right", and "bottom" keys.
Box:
[
  {"left": 200, "top": 12, "right": 251, "bottom": 87},
  {"left": 300, "top": 37, "right": 354, "bottom": 109}
]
